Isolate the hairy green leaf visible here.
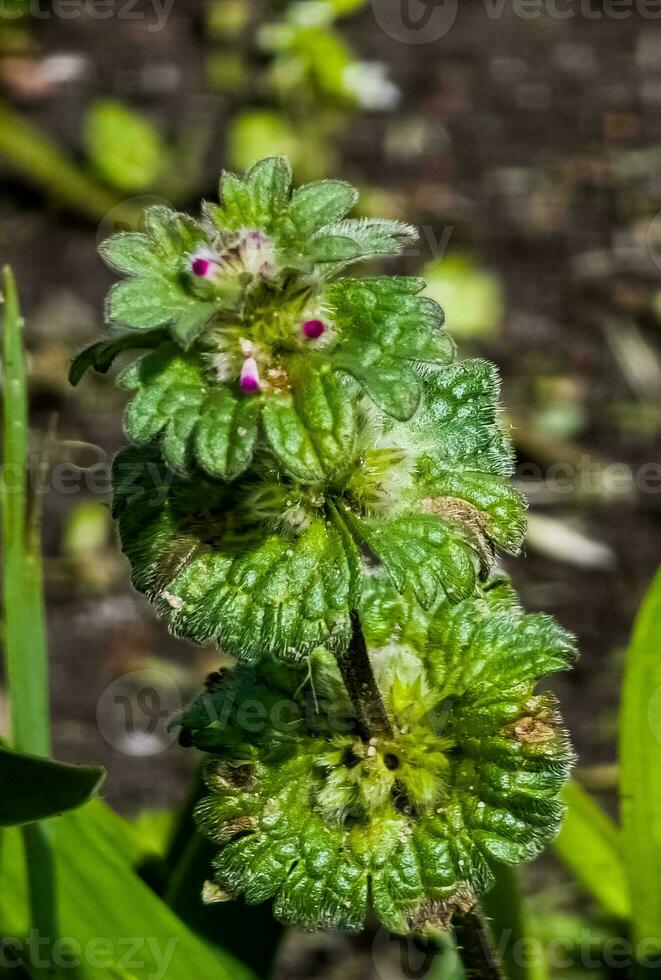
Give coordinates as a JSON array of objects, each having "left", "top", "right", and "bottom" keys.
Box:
[
  {"left": 120, "top": 345, "right": 207, "bottom": 468},
  {"left": 344, "top": 509, "right": 481, "bottom": 608},
  {"left": 195, "top": 388, "right": 261, "bottom": 480},
  {"left": 335, "top": 343, "right": 421, "bottom": 420},
  {"left": 327, "top": 276, "right": 451, "bottom": 363},
  {"left": 262, "top": 360, "right": 357, "bottom": 482},
  {"left": 287, "top": 179, "right": 358, "bottom": 236},
  {"left": 188, "top": 579, "right": 573, "bottom": 935},
  {"left": 407, "top": 360, "right": 515, "bottom": 476},
  {"left": 112, "top": 446, "right": 357, "bottom": 661},
  {"left": 99, "top": 232, "right": 161, "bottom": 275},
  {"left": 108, "top": 276, "right": 193, "bottom": 330}
]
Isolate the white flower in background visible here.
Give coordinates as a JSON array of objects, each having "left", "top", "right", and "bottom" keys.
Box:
[{"left": 343, "top": 62, "right": 400, "bottom": 111}]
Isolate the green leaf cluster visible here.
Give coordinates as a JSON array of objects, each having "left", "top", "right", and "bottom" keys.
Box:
[
  {"left": 111, "top": 353, "right": 525, "bottom": 661},
  {"left": 69, "top": 158, "right": 576, "bottom": 942},
  {"left": 180, "top": 577, "right": 575, "bottom": 935}
]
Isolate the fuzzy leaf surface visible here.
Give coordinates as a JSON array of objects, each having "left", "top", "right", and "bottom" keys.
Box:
[
  {"left": 112, "top": 446, "right": 356, "bottom": 661},
  {"left": 187, "top": 577, "right": 574, "bottom": 935}
]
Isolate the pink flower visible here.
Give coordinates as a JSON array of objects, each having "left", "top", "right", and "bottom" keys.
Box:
[
  {"left": 240, "top": 229, "right": 276, "bottom": 278},
  {"left": 190, "top": 248, "right": 218, "bottom": 278},
  {"left": 302, "top": 319, "right": 326, "bottom": 340},
  {"left": 192, "top": 257, "right": 211, "bottom": 277},
  {"left": 240, "top": 356, "right": 260, "bottom": 393}
]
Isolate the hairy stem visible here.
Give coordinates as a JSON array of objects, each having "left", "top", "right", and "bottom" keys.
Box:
[
  {"left": 336, "top": 610, "right": 393, "bottom": 741},
  {"left": 453, "top": 906, "right": 505, "bottom": 980}
]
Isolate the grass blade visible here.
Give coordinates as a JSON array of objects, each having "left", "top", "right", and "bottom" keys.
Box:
[
  {"left": 1, "top": 265, "right": 56, "bottom": 943},
  {"left": 0, "top": 800, "right": 256, "bottom": 980},
  {"left": 620, "top": 565, "right": 661, "bottom": 969},
  {"left": 554, "top": 780, "right": 630, "bottom": 921},
  {"left": 1, "top": 265, "right": 50, "bottom": 758},
  {"left": 482, "top": 866, "right": 548, "bottom": 980}
]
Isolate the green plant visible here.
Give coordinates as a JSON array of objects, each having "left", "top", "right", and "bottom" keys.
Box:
[
  {"left": 1, "top": 267, "right": 252, "bottom": 979},
  {"left": 72, "top": 158, "right": 576, "bottom": 971}
]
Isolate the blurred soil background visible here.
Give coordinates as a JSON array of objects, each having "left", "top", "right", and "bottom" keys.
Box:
[{"left": 1, "top": 1, "right": 661, "bottom": 976}]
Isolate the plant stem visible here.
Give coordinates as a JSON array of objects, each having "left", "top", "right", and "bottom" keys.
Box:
[
  {"left": 453, "top": 906, "right": 505, "bottom": 980},
  {"left": 0, "top": 101, "right": 142, "bottom": 225},
  {"left": 336, "top": 610, "right": 393, "bottom": 741},
  {"left": 1, "top": 266, "right": 57, "bottom": 946}
]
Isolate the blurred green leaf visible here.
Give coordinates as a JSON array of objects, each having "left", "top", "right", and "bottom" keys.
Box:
[
  {"left": 0, "top": 746, "right": 105, "bottom": 826},
  {"left": 84, "top": 100, "right": 167, "bottom": 192},
  {"left": 554, "top": 780, "right": 630, "bottom": 921},
  {"left": 206, "top": 0, "right": 250, "bottom": 39},
  {"left": 483, "top": 865, "right": 548, "bottom": 980},
  {"left": 0, "top": 102, "right": 142, "bottom": 222},
  {"left": 227, "top": 110, "right": 334, "bottom": 181},
  {"left": 327, "top": 0, "right": 370, "bottom": 14},
  {"left": 425, "top": 937, "right": 466, "bottom": 979},
  {"left": 288, "top": 27, "right": 354, "bottom": 101},
  {"left": 129, "top": 809, "right": 176, "bottom": 857},
  {"left": 0, "top": 800, "right": 255, "bottom": 980},
  {"left": 62, "top": 501, "right": 111, "bottom": 556},
  {"left": 620, "top": 566, "right": 661, "bottom": 964},
  {"left": 424, "top": 254, "right": 504, "bottom": 341}
]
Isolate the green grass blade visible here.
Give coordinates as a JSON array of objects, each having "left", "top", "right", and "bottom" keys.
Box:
[
  {"left": 620, "top": 565, "right": 661, "bottom": 969},
  {"left": 554, "top": 780, "right": 630, "bottom": 921},
  {"left": 1, "top": 265, "right": 56, "bottom": 943},
  {"left": 1, "top": 265, "right": 50, "bottom": 759},
  {"left": 483, "top": 866, "right": 548, "bottom": 980},
  {"left": 0, "top": 800, "right": 256, "bottom": 980}
]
